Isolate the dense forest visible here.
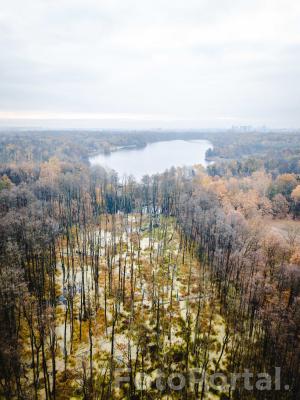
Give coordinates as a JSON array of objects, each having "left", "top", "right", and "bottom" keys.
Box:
[{"left": 1, "top": 129, "right": 300, "bottom": 399}]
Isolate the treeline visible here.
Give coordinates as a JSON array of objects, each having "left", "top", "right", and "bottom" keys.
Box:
[
  {"left": 207, "top": 130, "right": 300, "bottom": 178},
  {"left": 206, "top": 130, "right": 300, "bottom": 161},
  {"left": 0, "top": 129, "right": 215, "bottom": 164},
  {"left": 3, "top": 128, "right": 300, "bottom": 174},
  {"left": 208, "top": 156, "right": 300, "bottom": 178}
]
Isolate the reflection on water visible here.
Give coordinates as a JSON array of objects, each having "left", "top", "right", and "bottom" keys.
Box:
[{"left": 89, "top": 139, "right": 213, "bottom": 180}]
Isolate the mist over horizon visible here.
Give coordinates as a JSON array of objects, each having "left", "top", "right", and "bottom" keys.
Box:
[{"left": 0, "top": 117, "right": 297, "bottom": 131}]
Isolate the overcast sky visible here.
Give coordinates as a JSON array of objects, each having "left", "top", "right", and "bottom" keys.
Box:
[{"left": 0, "top": 0, "right": 300, "bottom": 129}]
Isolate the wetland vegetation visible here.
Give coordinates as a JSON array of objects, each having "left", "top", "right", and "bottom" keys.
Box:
[{"left": 1, "top": 129, "right": 300, "bottom": 399}]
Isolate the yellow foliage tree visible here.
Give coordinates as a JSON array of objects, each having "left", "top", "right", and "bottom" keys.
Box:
[{"left": 291, "top": 185, "right": 300, "bottom": 203}]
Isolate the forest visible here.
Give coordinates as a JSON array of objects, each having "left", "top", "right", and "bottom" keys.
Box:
[{"left": 1, "top": 129, "right": 300, "bottom": 399}]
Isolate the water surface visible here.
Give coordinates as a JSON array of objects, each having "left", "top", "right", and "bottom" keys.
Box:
[{"left": 89, "top": 139, "right": 212, "bottom": 180}]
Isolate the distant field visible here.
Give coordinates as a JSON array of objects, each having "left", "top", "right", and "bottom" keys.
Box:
[{"left": 265, "top": 218, "right": 300, "bottom": 244}]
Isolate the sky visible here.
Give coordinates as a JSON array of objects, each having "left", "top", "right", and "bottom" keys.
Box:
[{"left": 0, "top": 0, "right": 300, "bottom": 129}]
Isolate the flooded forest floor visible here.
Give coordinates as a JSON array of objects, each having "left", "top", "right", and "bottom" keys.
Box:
[{"left": 20, "top": 214, "right": 229, "bottom": 399}]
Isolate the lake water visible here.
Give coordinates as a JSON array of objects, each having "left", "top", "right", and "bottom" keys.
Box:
[{"left": 89, "top": 139, "right": 213, "bottom": 180}]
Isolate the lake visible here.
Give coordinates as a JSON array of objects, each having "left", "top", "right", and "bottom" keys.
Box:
[{"left": 89, "top": 139, "right": 213, "bottom": 180}]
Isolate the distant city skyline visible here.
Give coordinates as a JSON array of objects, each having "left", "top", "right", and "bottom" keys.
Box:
[{"left": 0, "top": 113, "right": 297, "bottom": 130}]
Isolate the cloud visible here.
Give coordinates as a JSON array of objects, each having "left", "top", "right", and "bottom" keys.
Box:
[{"left": 0, "top": 0, "right": 300, "bottom": 128}]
